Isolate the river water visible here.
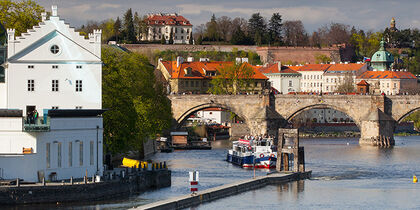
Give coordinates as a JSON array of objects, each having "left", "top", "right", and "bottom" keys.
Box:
[{"left": 16, "top": 136, "right": 420, "bottom": 209}]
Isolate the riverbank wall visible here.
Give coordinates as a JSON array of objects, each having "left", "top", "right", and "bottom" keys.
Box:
[
  {"left": 138, "top": 171, "right": 311, "bottom": 210},
  {"left": 0, "top": 169, "right": 171, "bottom": 205}
]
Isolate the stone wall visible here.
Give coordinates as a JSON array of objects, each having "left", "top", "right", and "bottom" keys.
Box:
[
  {"left": 0, "top": 170, "right": 171, "bottom": 205},
  {"left": 143, "top": 138, "right": 157, "bottom": 159},
  {"left": 229, "top": 123, "right": 250, "bottom": 139},
  {"left": 122, "top": 44, "right": 257, "bottom": 55}
]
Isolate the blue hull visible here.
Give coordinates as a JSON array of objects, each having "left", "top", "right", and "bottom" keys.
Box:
[{"left": 226, "top": 154, "right": 254, "bottom": 167}]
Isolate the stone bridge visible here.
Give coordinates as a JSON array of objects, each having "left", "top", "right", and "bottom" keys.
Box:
[{"left": 168, "top": 94, "right": 420, "bottom": 146}]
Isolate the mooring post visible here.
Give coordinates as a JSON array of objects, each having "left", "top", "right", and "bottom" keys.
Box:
[
  {"left": 16, "top": 178, "right": 20, "bottom": 187},
  {"left": 70, "top": 176, "right": 73, "bottom": 185},
  {"left": 84, "top": 176, "right": 87, "bottom": 184},
  {"left": 42, "top": 177, "right": 45, "bottom": 186}
]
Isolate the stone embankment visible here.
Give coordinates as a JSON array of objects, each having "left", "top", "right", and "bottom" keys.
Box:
[
  {"left": 137, "top": 171, "right": 311, "bottom": 210},
  {"left": 0, "top": 169, "right": 171, "bottom": 205}
]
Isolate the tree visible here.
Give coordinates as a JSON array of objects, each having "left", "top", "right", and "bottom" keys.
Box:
[
  {"left": 169, "top": 28, "right": 174, "bottom": 44},
  {"left": 114, "top": 17, "right": 122, "bottom": 43},
  {"left": 196, "top": 34, "right": 203, "bottom": 45},
  {"left": 314, "top": 53, "right": 331, "bottom": 64},
  {"left": 161, "top": 35, "right": 166, "bottom": 44},
  {"left": 123, "top": 8, "right": 136, "bottom": 43},
  {"left": 317, "top": 22, "right": 351, "bottom": 46},
  {"left": 0, "top": 0, "right": 45, "bottom": 36},
  {"left": 188, "top": 31, "right": 193, "bottom": 44},
  {"left": 205, "top": 14, "right": 219, "bottom": 41},
  {"left": 268, "top": 13, "right": 283, "bottom": 45},
  {"left": 335, "top": 72, "right": 355, "bottom": 93},
  {"left": 248, "top": 13, "right": 266, "bottom": 45},
  {"left": 102, "top": 47, "right": 172, "bottom": 157},
  {"left": 231, "top": 25, "right": 252, "bottom": 45},
  {"left": 208, "top": 62, "right": 255, "bottom": 95},
  {"left": 283, "top": 20, "right": 308, "bottom": 46},
  {"left": 217, "top": 16, "right": 232, "bottom": 42}
]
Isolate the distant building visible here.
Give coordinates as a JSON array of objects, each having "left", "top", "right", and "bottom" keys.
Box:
[
  {"left": 322, "top": 63, "right": 368, "bottom": 93},
  {"left": 0, "top": 5, "right": 104, "bottom": 182},
  {"left": 258, "top": 63, "right": 301, "bottom": 94},
  {"left": 140, "top": 13, "right": 193, "bottom": 44},
  {"left": 156, "top": 57, "right": 268, "bottom": 94},
  {"left": 370, "top": 38, "right": 394, "bottom": 71},
  {"left": 187, "top": 108, "right": 231, "bottom": 125},
  {"left": 297, "top": 64, "right": 331, "bottom": 93},
  {"left": 356, "top": 70, "right": 418, "bottom": 95}
]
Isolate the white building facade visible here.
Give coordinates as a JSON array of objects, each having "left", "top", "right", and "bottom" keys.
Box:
[
  {"left": 297, "top": 64, "right": 330, "bottom": 93},
  {"left": 0, "top": 5, "right": 104, "bottom": 182},
  {"left": 141, "top": 13, "right": 193, "bottom": 44},
  {"left": 259, "top": 63, "right": 301, "bottom": 94}
]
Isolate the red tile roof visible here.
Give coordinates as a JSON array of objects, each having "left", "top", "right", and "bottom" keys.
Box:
[
  {"left": 326, "top": 63, "right": 366, "bottom": 72},
  {"left": 160, "top": 60, "right": 268, "bottom": 80},
  {"left": 357, "top": 80, "right": 369, "bottom": 86},
  {"left": 146, "top": 14, "right": 192, "bottom": 26},
  {"left": 297, "top": 64, "right": 332, "bottom": 72},
  {"left": 259, "top": 63, "right": 300, "bottom": 74},
  {"left": 357, "top": 71, "right": 417, "bottom": 79}
]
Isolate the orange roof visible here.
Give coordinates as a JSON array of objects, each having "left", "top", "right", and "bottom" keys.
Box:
[
  {"left": 326, "top": 63, "right": 366, "bottom": 72},
  {"left": 202, "top": 107, "right": 224, "bottom": 111},
  {"left": 288, "top": 66, "right": 302, "bottom": 71},
  {"left": 259, "top": 63, "right": 300, "bottom": 74},
  {"left": 146, "top": 14, "right": 192, "bottom": 26},
  {"left": 357, "top": 80, "right": 369, "bottom": 86},
  {"left": 357, "top": 71, "right": 417, "bottom": 79},
  {"left": 161, "top": 60, "right": 268, "bottom": 80},
  {"left": 297, "top": 64, "right": 332, "bottom": 72}
]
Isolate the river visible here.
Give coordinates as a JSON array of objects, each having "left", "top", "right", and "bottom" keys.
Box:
[{"left": 16, "top": 136, "right": 420, "bottom": 209}]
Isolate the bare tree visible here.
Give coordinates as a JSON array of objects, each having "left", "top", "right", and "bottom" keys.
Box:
[
  {"left": 217, "top": 16, "right": 232, "bottom": 42},
  {"left": 318, "top": 22, "right": 351, "bottom": 46},
  {"left": 336, "top": 72, "right": 355, "bottom": 93},
  {"left": 283, "top": 20, "right": 308, "bottom": 46}
]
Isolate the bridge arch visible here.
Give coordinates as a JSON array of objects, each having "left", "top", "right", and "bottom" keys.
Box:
[
  {"left": 285, "top": 103, "right": 361, "bottom": 129},
  {"left": 175, "top": 102, "right": 249, "bottom": 129},
  {"left": 396, "top": 107, "right": 420, "bottom": 124}
]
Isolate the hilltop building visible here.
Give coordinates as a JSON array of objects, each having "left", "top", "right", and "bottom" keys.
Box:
[
  {"left": 140, "top": 13, "right": 193, "bottom": 44},
  {"left": 0, "top": 5, "right": 104, "bottom": 182},
  {"left": 156, "top": 57, "right": 268, "bottom": 94}
]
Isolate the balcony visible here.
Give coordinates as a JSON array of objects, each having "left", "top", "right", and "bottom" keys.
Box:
[{"left": 23, "top": 116, "right": 50, "bottom": 132}]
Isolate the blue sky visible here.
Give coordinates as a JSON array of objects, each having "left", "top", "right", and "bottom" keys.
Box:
[{"left": 37, "top": 0, "right": 420, "bottom": 32}]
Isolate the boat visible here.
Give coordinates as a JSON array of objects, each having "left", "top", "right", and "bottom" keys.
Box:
[{"left": 226, "top": 138, "right": 277, "bottom": 169}]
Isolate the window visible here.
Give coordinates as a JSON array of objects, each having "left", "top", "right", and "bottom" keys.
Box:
[
  {"left": 195, "top": 81, "right": 199, "bottom": 87},
  {"left": 186, "top": 29, "right": 189, "bottom": 33},
  {"left": 79, "top": 141, "right": 83, "bottom": 166},
  {"left": 90, "top": 141, "right": 94, "bottom": 165},
  {"left": 175, "top": 28, "right": 178, "bottom": 33},
  {"left": 28, "top": 65, "right": 34, "bottom": 69},
  {"left": 68, "top": 142, "right": 72, "bottom": 167},
  {"left": 289, "top": 80, "right": 292, "bottom": 87},
  {"left": 387, "top": 83, "right": 389, "bottom": 88},
  {"left": 185, "top": 81, "right": 189, "bottom": 87},
  {"left": 76, "top": 80, "right": 82, "bottom": 92},
  {"left": 52, "top": 106, "right": 59, "bottom": 109},
  {"left": 394, "top": 83, "right": 397, "bottom": 88},
  {"left": 76, "top": 65, "right": 82, "bottom": 69},
  {"left": 203, "top": 81, "right": 207, "bottom": 87},
  {"left": 50, "top": 45, "right": 60, "bottom": 54},
  {"left": 27, "top": 80, "right": 34, "bottom": 91},
  {"left": 181, "top": 36, "right": 183, "bottom": 39},
  {"left": 75, "top": 106, "right": 82, "bottom": 109},
  {"left": 180, "top": 81, "right": 184, "bottom": 87},
  {"left": 57, "top": 142, "right": 62, "bottom": 168},
  {"left": 175, "top": 36, "right": 178, "bottom": 39},
  {"left": 52, "top": 80, "right": 59, "bottom": 92},
  {"left": 46, "top": 143, "right": 50, "bottom": 168},
  {"left": 52, "top": 65, "right": 58, "bottom": 69}
]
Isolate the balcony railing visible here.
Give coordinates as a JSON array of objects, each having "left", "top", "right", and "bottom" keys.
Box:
[{"left": 23, "top": 116, "right": 50, "bottom": 132}]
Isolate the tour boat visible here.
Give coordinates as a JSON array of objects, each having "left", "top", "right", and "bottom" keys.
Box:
[{"left": 226, "top": 138, "right": 277, "bottom": 169}]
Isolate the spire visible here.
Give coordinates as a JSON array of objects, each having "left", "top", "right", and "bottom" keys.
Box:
[{"left": 379, "top": 37, "right": 386, "bottom": 51}]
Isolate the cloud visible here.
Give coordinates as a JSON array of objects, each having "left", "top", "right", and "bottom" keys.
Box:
[{"left": 98, "top": 3, "right": 122, "bottom": 9}]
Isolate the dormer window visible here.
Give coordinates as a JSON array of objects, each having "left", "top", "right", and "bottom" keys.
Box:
[{"left": 184, "top": 67, "right": 192, "bottom": 75}]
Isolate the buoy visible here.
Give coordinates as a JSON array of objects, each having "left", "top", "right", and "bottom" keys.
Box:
[{"left": 413, "top": 175, "right": 418, "bottom": 183}]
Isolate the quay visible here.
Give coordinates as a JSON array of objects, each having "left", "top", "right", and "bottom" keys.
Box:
[
  {"left": 137, "top": 171, "right": 311, "bottom": 210},
  {"left": 0, "top": 168, "right": 171, "bottom": 205}
]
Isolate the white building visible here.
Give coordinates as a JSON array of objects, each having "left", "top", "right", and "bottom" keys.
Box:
[
  {"left": 259, "top": 63, "right": 301, "bottom": 94},
  {"left": 140, "top": 13, "right": 193, "bottom": 44},
  {"left": 322, "top": 63, "right": 368, "bottom": 93},
  {"left": 297, "top": 64, "right": 330, "bottom": 93},
  {"left": 0, "top": 5, "right": 104, "bottom": 182},
  {"left": 187, "top": 108, "right": 230, "bottom": 125}
]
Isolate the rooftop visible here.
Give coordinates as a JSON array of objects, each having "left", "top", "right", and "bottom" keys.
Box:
[
  {"left": 357, "top": 70, "right": 416, "bottom": 79},
  {"left": 259, "top": 63, "right": 300, "bottom": 74},
  {"left": 146, "top": 14, "right": 192, "bottom": 26},
  {"left": 297, "top": 64, "right": 332, "bottom": 72}
]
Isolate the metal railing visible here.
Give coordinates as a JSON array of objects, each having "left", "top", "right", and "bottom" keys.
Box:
[{"left": 23, "top": 116, "right": 50, "bottom": 132}]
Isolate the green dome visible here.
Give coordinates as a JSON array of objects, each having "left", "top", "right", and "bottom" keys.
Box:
[{"left": 370, "top": 38, "right": 394, "bottom": 70}]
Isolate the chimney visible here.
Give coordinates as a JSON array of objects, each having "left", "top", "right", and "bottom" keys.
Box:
[
  {"left": 177, "top": 56, "right": 184, "bottom": 68},
  {"left": 277, "top": 61, "right": 282, "bottom": 71},
  {"left": 7, "top": 29, "right": 15, "bottom": 58},
  {"left": 187, "top": 57, "right": 194, "bottom": 62},
  {"left": 235, "top": 57, "right": 241, "bottom": 64},
  {"left": 51, "top": 5, "right": 58, "bottom": 16},
  {"left": 41, "top": 12, "right": 47, "bottom": 21},
  {"left": 241, "top": 57, "right": 249, "bottom": 63}
]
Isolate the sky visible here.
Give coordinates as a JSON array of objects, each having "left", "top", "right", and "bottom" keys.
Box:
[{"left": 36, "top": 0, "right": 420, "bottom": 32}]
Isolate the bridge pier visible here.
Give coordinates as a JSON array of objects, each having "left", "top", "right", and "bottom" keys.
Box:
[{"left": 359, "top": 109, "right": 395, "bottom": 146}]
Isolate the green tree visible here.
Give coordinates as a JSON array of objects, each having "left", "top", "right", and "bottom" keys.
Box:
[
  {"left": 196, "top": 34, "right": 203, "bottom": 45},
  {"left": 268, "top": 13, "right": 283, "bottom": 45},
  {"left": 102, "top": 47, "right": 172, "bottom": 157},
  {"left": 189, "top": 31, "right": 193, "bottom": 44},
  {"left": 205, "top": 14, "right": 219, "bottom": 41},
  {"left": 231, "top": 25, "right": 252, "bottom": 45},
  {"left": 208, "top": 62, "right": 255, "bottom": 95},
  {"left": 314, "top": 53, "right": 332, "bottom": 64},
  {"left": 248, "top": 13, "right": 266, "bottom": 45},
  {"left": 100, "top": 19, "right": 115, "bottom": 43},
  {"left": 123, "top": 8, "right": 136, "bottom": 43},
  {"left": 114, "top": 17, "right": 122, "bottom": 43},
  {"left": 0, "top": 0, "right": 45, "bottom": 36}
]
